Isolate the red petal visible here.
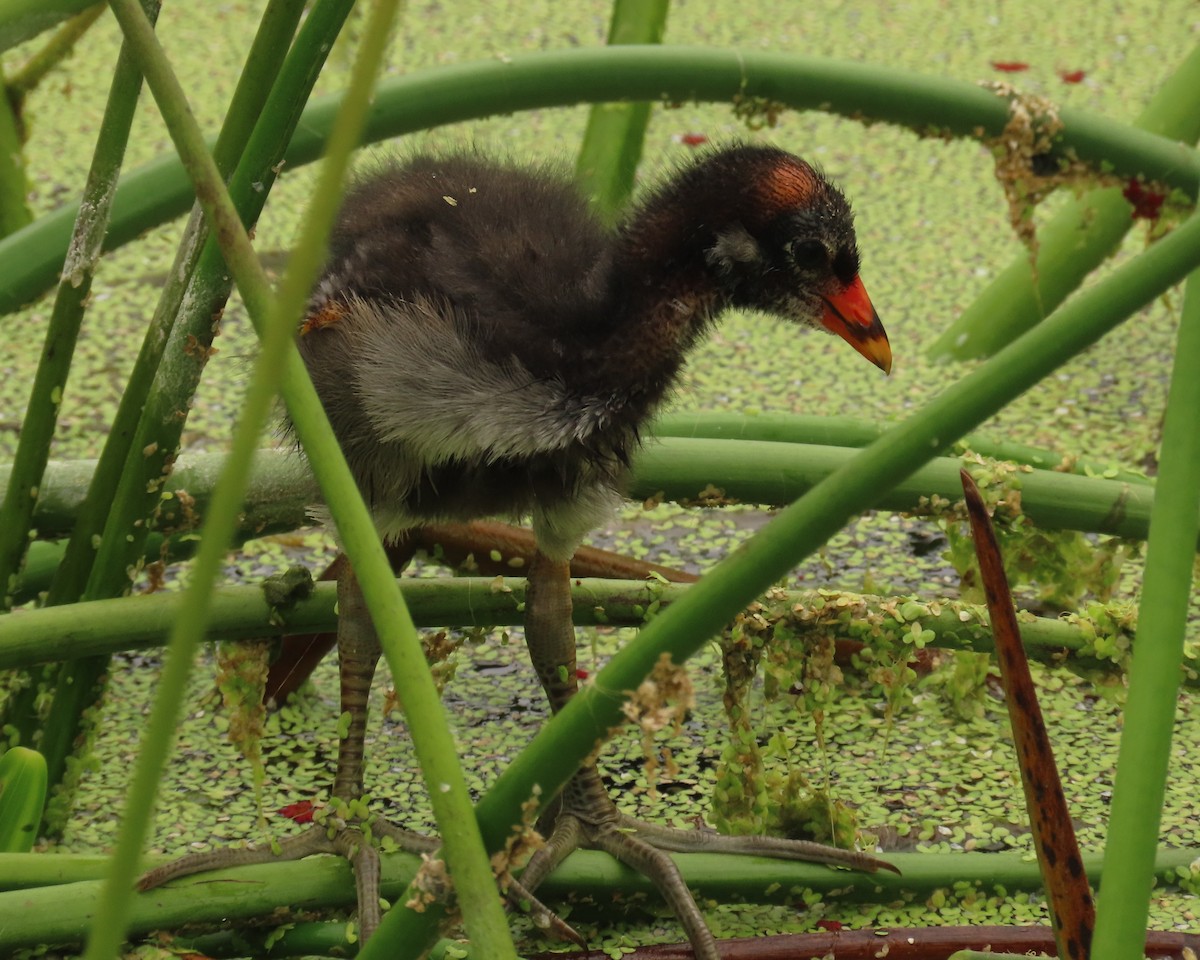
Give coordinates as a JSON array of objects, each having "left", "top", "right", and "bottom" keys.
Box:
[
  {"left": 1058, "top": 69, "right": 1086, "bottom": 83},
  {"left": 679, "top": 133, "right": 709, "bottom": 146},
  {"left": 278, "top": 800, "right": 316, "bottom": 824},
  {"left": 1122, "top": 179, "right": 1166, "bottom": 220},
  {"left": 991, "top": 60, "right": 1029, "bottom": 72}
]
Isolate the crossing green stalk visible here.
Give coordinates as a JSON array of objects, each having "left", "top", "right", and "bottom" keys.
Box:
[
  {"left": 50, "top": 0, "right": 313, "bottom": 603},
  {"left": 0, "top": 577, "right": 1156, "bottom": 681},
  {"left": 651, "top": 412, "right": 1152, "bottom": 485},
  {"left": 574, "top": 0, "right": 669, "bottom": 221},
  {"left": 8, "top": 842, "right": 1194, "bottom": 953},
  {"left": 24, "top": 0, "right": 316, "bottom": 812},
  {"left": 930, "top": 43, "right": 1200, "bottom": 360},
  {"left": 0, "top": 69, "right": 30, "bottom": 235},
  {"left": 4, "top": 46, "right": 1197, "bottom": 314},
  {"left": 1, "top": 435, "right": 1170, "bottom": 549},
  {"left": 1091, "top": 269, "right": 1200, "bottom": 958}
]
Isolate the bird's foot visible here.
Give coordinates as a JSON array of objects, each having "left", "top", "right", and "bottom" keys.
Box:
[
  {"left": 137, "top": 798, "right": 433, "bottom": 939},
  {"left": 360, "top": 814, "right": 585, "bottom": 944},
  {"left": 518, "top": 767, "right": 896, "bottom": 960},
  {"left": 137, "top": 798, "right": 575, "bottom": 943}
]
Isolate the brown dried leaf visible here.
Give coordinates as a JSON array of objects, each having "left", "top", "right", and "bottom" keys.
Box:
[{"left": 961, "top": 469, "right": 1094, "bottom": 960}]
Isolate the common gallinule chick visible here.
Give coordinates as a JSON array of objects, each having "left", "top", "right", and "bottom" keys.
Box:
[{"left": 142, "top": 144, "right": 892, "bottom": 957}]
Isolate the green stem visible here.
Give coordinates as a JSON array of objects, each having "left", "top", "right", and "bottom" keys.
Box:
[
  {"left": 76, "top": 0, "right": 388, "bottom": 953},
  {"left": 0, "top": 450, "right": 315, "bottom": 542},
  {"left": 629, "top": 439, "right": 1164, "bottom": 544},
  {"left": 0, "top": 0, "right": 160, "bottom": 780},
  {"left": 31, "top": 0, "right": 315, "bottom": 819},
  {"left": 270, "top": 47, "right": 1200, "bottom": 197},
  {"left": 651, "top": 412, "right": 1152, "bottom": 485},
  {"left": 1, "top": 846, "right": 1195, "bottom": 951},
  {"left": 9, "top": 526, "right": 290, "bottom": 608},
  {"left": 930, "top": 43, "right": 1200, "bottom": 360},
  {"left": 4, "top": 45, "right": 1198, "bottom": 314},
  {"left": 1091, "top": 270, "right": 1200, "bottom": 958},
  {"left": 254, "top": 1, "right": 508, "bottom": 950},
  {"left": 78, "top": 0, "right": 321, "bottom": 946},
  {"left": 4, "top": 438, "right": 1170, "bottom": 547},
  {"left": 0, "top": 579, "right": 1155, "bottom": 681},
  {"left": 574, "top": 0, "right": 669, "bottom": 221},
  {"left": 0, "top": 70, "right": 30, "bottom": 235},
  {"left": 47, "top": 0, "right": 336, "bottom": 607}
]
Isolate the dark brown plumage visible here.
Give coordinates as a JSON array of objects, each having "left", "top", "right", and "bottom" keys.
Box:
[{"left": 294, "top": 145, "right": 889, "bottom": 557}]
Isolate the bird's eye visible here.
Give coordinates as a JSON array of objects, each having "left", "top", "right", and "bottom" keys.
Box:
[{"left": 788, "top": 239, "right": 826, "bottom": 268}]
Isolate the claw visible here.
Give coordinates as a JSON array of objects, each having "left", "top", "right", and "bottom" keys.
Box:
[{"left": 506, "top": 873, "right": 588, "bottom": 948}]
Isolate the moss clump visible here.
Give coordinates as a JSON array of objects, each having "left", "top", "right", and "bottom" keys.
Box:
[
  {"left": 713, "top": 594, "right": 872, "bottom": 849},
  {"left": 214, "top": 638, "right": 270, "bottom": 820},
  {"left": 918, "top": 453, "right": 1132, "bottom": 612}
]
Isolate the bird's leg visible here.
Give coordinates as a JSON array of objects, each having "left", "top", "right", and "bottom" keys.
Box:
[
  {"left": 139, "top": 541, "right": 436, "bottom": 942},
  {"left": 140, "top": 536, "right": 572, "bottom": 942},
  {"left": 518, "top": 549, "right": 728, "bottom": 957},
  {"left": 330, "top": 549, "right": 575, "bottom": 942},
  {"left": 517, "top": 549, "right": 895, "bottom": 960}
]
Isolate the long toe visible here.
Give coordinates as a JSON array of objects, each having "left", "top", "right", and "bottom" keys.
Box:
[
  {"left": 137, "top": 824, "right": 343, "bottom": 891},
  {"left": 511, "top": 814, "right": 588, "bottom": 947},
  {"left": 138, "top": 823, "right": 385, "bottom": 940},
  {"left": 517, "top": 803, "right": 723, "bottom": 960},
  {"left": 505, "top": 869, "right": 588, "bottom": 948},
  {"left": 619, "top": 814, "right": 899, "bottom": 874},
  {"left": 590, "top": 823, "right": 722, "bottom": 960}
]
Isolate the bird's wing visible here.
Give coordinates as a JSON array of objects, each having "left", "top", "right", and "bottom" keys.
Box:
[{"left": 346, "top": 295, "right": 611, "bottom": 464}]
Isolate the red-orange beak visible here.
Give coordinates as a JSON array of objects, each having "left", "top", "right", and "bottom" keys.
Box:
[{"left": 818, "top": 275, "right": 892, "bottom": 374}]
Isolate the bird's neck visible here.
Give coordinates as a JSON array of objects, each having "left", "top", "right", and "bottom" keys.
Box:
[
  {"left": 617, "top": 257, "right": 723, "bottom": 360},
  {"left": 590, "top": 210, "right": 731, "bottom": 404}
]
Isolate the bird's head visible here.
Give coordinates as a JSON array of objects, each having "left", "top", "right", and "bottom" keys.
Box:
[{"left": 700, "top": 147, "right": 891, "bottom": 374}]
